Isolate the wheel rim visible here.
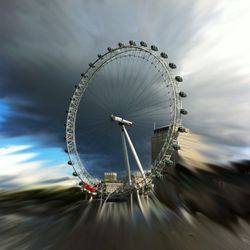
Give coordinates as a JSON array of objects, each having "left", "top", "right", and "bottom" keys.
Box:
[{"left": 65, "top": 42, "right": 185, "bottom": 187}]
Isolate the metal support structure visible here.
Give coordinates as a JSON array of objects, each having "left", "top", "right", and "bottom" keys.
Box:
[
  {"left": 66, "top": 42, "right": 185, "bottom": 189},
  {"left": 122, "top": 125, "right": 146, "bottom": 181},
  {"left": 121, "top": 129, "right": 132, "bottom": 186}
]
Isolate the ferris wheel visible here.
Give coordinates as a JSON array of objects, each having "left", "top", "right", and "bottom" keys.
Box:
[{"left": 64, "top": 40, "right": 187, "bottom": 194}]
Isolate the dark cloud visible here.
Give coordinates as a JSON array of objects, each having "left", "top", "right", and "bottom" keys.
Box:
[
  {"left": 0, "top": 175, "right": 18, "bottom": 188},
  {"left": 37, "top": 177, "right": 71, "bottom": 185}
]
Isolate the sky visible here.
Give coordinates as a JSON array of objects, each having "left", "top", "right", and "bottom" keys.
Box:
[{"left": 1, "top": 0, "right": 250, "bottom": 189}]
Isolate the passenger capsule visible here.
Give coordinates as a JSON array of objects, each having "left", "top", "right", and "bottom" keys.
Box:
[
  {"left": 173, "top": 144, "right": 181, "bottom": 150},
  {"left": 89, "top": 63, "right": 95, "bottom": 68},
  {"left": 175, "top": 76, "right": 183, "bottom": 82},
  {"left": 129, "top": 40, "right": 136, "bottom": 46},
  {"left": 79, "top": 181, "right": 83, "bottom": 186},
  {"left": 118, "top": 42, "right": 124, "bottom": 47},
  {"left": 82, "top": 74, "right": 88, "bottom": 79},
  {"left": 160, "top": 52, "right": 168, "bottom": 58},
  {"left": 169, "top": 63, "right": 177, "bottom": 69},
  {"left": 140, "top": 41, "right": 147, "bottom": 47},
  {"left": 165, "top": 159, "right": 174, "bottom": 166},
  {"left": 97, "top": 54, "right": 102, "bottom": 59},
  {"left": 178, "top": 126, "right": 186, "bottom": 132},
  {"left": 64, "top": 149, "right": 68, "bottom": 153},
  {"left": 179, "top": 91, "right": 187, "bottom": 97},
  {"left": 180, "top": 109, "right": 188, "bottom": 115},
  {"left": 107, "top": 47, "right": 112, "bottom": 52},
  {"left": 64, "top": 136, "right": 67, "bottom": 140},
  {"left": 155, "top": 172, "right": 161, "bottom": 179},
  {"left": 64, "top": 123, "right": 66, "bottom": 127},
  {"left": 73, "top": 172, "right": 79, "bottom": 177},
  {"left": 151, "top": 45, "right": 158, "bottom": 51},
  {"left": 68, "top": 160, "right": 72, "bottom": 165}
]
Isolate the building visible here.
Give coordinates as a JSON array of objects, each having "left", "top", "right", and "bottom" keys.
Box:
[
  {"left": 103, "top": 172, "right": 123, "bottom": 193},
  {"left": 151, "top": 125, "right": 177, "bottom": 175},
  {"left": 104, "top": 182, "right": 124, "bottom": 193},
  {"left": 151, "top": 125, "right": 170, "bottom": 163},
  {"left": 104, "top": 172, "right": 117, "bottom": 182}
]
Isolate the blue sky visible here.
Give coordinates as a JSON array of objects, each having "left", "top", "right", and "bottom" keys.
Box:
[
  {"left": 0, "top": 100, "right": 10, "bottom": 126},
  {"left": 0, "top": 99, "right": 73, "bottom": 189}
]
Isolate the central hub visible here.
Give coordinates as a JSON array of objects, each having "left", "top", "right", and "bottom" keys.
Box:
[{"left": 111, "top": 114, "right": 133, "bottom": 126}]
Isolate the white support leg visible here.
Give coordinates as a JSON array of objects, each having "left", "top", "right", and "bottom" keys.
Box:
[
  {"left": 122, "top": 125, "right": 146, "bottom": 181},
  {"left": 121, "top": 129, "right": 132, "bottom": 186}
]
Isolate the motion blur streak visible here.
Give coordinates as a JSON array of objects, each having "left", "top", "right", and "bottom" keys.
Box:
[
  {"left": 178, "top": 131, "right": 212, "bottom": 170},
  {"left": 1, "top": 161, "right": 250, "bottom": 250},
  {"left": 1, "top": 0, "right": 250, "bottom": 249}
]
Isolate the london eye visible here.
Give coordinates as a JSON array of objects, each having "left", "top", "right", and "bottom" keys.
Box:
[{"left": 64, "top": 40, "right": 187, "bottom": 197}]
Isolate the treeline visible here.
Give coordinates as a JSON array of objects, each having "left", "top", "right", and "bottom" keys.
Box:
[{"left": 0, "top": 186, "right": 85, "bottom": 204}]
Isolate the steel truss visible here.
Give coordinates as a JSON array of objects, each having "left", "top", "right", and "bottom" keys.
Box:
[{"left": 65, "top": 41, "right": 187, "bottom": 189}]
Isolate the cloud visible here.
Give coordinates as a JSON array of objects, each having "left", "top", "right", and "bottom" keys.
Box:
[
  {"left": 180, "top": 0, "right": 250, "bottom": 150},
  {"left": 0, "top": 144, "right": 74, "bottom": 189},
  {"left": 0, "top": 0, "right": 250, "bottom": 180}
]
